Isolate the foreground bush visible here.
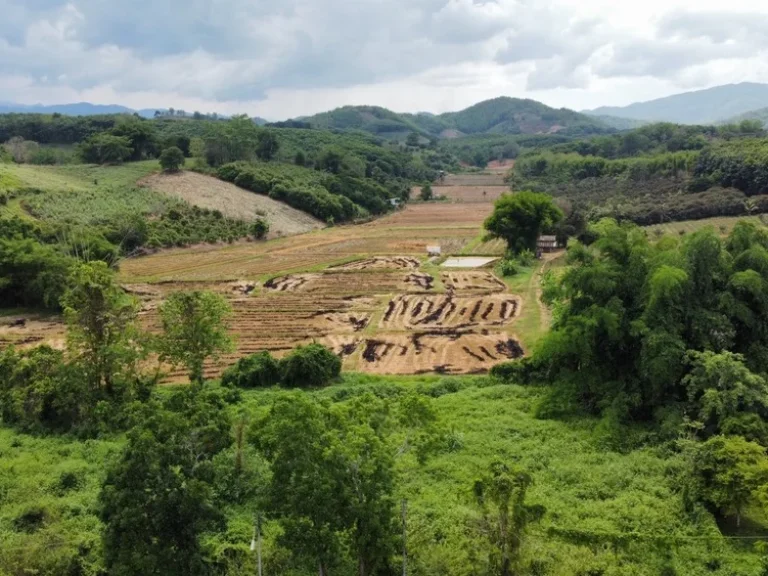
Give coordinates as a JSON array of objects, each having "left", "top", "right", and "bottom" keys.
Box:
[
  {"left": 221, "top": 351, "right": 280, "bottom": 388},
  {"left": 280, "top": 343, "right": 341, "bottom": 388}
]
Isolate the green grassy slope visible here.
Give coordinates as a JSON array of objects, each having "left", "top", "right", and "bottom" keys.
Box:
[{"left": 1, "top": 376, "right": 763, "bottom": 575}]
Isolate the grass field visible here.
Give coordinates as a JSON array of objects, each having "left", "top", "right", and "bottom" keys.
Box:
[
  {"left": 0, "top": 161, "right": 159, "bottom": 193},
  {"left": 1, "top": 375, "right": 760, "bottom": 575}
]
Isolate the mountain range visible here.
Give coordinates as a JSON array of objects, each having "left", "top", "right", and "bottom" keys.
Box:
[
  {"left": 4, "top": 82, "right": 768, "bottom": 138},
  {"left": 584, "top": 82, "right": 768, "bottom": 125}
]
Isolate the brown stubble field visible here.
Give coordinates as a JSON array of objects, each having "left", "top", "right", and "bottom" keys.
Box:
[{"left": 3, "top": 183, "right": 531, "bottom": 380}]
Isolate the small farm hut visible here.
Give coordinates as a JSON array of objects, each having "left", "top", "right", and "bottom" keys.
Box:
[{"left": 427, "top": 245, "right": 442, "bottom": 257}]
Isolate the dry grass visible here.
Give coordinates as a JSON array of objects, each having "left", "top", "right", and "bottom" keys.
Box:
[
  {"left": 140, "top": 171, "right": 324, "bottom": 238},
  {"left": 411, "top": 185, "right": 510, "bottom": 203}
]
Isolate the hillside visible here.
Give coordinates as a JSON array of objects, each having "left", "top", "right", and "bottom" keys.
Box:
[
  {"left": 300, "top": 97, "right": 610, "bottom": 139},
  {"left": 721, "top": 106, "right": 768, "bottom": 127},
  {"left": 140, "top": 171, "right": 324, "bottom": 238},
  {"left": 585, "top": 82, "right": 768, "bottom": 124}
]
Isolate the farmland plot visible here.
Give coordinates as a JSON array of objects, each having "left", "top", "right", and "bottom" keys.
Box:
[{"left": 379, "top": 294, "right": 520, "bottom": 329}]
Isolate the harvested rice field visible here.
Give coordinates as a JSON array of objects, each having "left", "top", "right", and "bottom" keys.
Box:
[{"left": 7, "top": 173, "right": 546, "bottom": 380}]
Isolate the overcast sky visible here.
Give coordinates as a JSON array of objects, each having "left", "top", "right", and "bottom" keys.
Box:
[{"left": 2, "top": 0, "right": 768, "bottom": 119}]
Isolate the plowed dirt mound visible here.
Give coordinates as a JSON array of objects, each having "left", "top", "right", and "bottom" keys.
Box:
[{"left": 140, "top": 171, "right": 324, "bottom": 238}]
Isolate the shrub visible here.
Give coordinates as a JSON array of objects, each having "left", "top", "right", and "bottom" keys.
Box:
[
  {"left": 252, "top": 218, "right": 269, "bottom": 239},
  {"left": 159, "top": 146, "right": 185, "bottom": 172},
  {"left": 279, "top": 343, "right": 341, "bottom": 388},
  {"left": 221, "top": 351, "right": 280, "bottom": 388},
  {"left": 497, "top": 259, "right": 518, "bottom": 277},
  {"left": 516, "top": 249, "right": 535, "bottom": 267}
]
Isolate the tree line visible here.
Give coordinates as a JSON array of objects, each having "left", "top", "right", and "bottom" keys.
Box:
[{"left": 494, "top": 218, "right": 768, "bottom": 528}]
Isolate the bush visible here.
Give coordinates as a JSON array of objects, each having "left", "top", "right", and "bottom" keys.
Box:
[
  {"left": 159, "top": 146, "right": 185, "bottom": 172},
  {"left": 221, "top": 351, "right": 280, "bottom": 388},
  {"left": 279, "top": 343, "right": 341, "bottom": 388},
  {"left": 252, "top": 218, "right": 269, "bottom": 239},
  {"left": 498, "top": 259, "right": 518, "bottom": 277}
]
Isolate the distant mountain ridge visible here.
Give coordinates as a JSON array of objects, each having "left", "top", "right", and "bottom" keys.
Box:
[
  {"left": 0, "top": 102, "right": 261, "bottom": 122},
  {"left": 584, "top": 83, "right": 768, "bottom": 125},
  {"left": 299, "top": 97, "right": 611, "bottom": 139}
]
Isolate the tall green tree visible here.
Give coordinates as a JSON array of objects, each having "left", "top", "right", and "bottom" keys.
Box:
[
  {"left": 255, "top": 394, "right": 398, "bottom": 576},
  {"left": 484, "top": 191, "right": 563, "bottom": 254},
  {"left": 688, "top": 435, "right": 768, "bottom": 528},
  {"left": 256, "top": 130, "right": 280, "bottom": 161},
  {"left": 100, "top": 388, "right": 232, "bottom": 575},
  {"left": 61, "top": 261, "right": 143, "bottom": 396},
  {"left": 473, "top": 460, "right": 540, "bottom": 576},
  {"left": 255, "top": 394, "right": 345, "bottom": 576},
  {"left": 156, "top": 291, "right": 234, "bottom": 385}
]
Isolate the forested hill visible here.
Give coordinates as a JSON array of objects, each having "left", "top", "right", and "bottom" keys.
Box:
[
  {"left": 585, "top": 82, "right": 768, "bottom": 125},
  {"left": 298, "top": 97, "right": 611, "bottom": 139}
]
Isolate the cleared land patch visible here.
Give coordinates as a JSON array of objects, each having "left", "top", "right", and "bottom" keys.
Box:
[
  {"left": 411, "top": 185, "right": 509, "bottom": 203},
  {"left": 441, "top": 173, "right": 507, "bottom": 186},
  {"left": 140, "top": 171, "right": 324, "bottom": 238}
]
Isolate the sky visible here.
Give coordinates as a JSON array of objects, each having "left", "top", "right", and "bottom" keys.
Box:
[{"left": 2, "top": 0, "right": 768, "bottom": 120}]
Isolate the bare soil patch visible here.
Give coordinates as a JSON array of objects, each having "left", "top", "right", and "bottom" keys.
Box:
[
  {"left": 486, "top": 159, "right": 515, "bottom": 173},
  {"left": 0, "top": 314, "right": 65, "bottom": 350},
  {"left": 442, "top": 173, "right": 507, "bottom": 187},
  {"left": 410, "top": 185, "right": 509, "bottom": 203},
  {"left": 140, "top": 171, "right": 324, "bottom": 238}
]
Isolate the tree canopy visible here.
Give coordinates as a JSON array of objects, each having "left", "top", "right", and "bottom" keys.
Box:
[{"left": 484, "top": 191, "right": 564, "bottom": 253}]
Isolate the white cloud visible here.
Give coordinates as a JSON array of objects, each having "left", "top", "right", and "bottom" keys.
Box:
[{"left": 3, "top": 0, "right": 768, "bottom": 118}]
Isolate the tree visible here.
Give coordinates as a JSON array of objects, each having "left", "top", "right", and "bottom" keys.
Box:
[
  {"left": 318, "top": 147, "right": 345, "bottom": 174},
  {"left": 473, "top": 460, "right": 540, "bottom": 576},
  {"left": 689, "top": 435, "right": 768, "bottom": 527},
  {"left": 100, "top": 388, "right": 232, "bottom": 575},
  {"left": 406, "top": 132, "right": 420, "bottom": 147},
  {"left": 111, "top": 117, "right": 158, "bottom": 160},
  {"left": 159, "top": 146, "right": 185, "bottom": 172},
  {"left": 156, "top": 291, "right": 234, "bottom": 385},
  {"left": 255, "top": 394, "right": 397, "bottom": 576},
  {"left": 484, "top": 191, "right": 563, "bottom": 254},
  {"left": 294, "top": 150, "right": 306, "bottom": 166},
  {"left": 61, "top": 262, "right": 143, "bottom": 395},
  {"left": 280, "top": 343, "right": 341, "bottom": 388},
  {"left": 420, "top": 183, "right": 433, "bottom": 201},
  {"left": 683, "top": 351, "right": 768, "bottom": 439},
  {"left": 256, "top": 130, "right": 280, "bottom": 161},
  {"left": 78, "top": 134, "right": 132, "bottom": 164},
  {"left": 255, "top": 394, "right": 345, "bottom": 576}
]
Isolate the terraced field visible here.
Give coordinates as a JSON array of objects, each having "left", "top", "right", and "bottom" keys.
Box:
[
  {"left": 4, "top": 172, "right": 541, "bottom": 380},
  {"left": 644, "top": 215, "right": 766, "bottom": 236}
]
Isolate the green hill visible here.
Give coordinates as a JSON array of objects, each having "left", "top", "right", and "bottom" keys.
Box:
[
  {"left": 301, "top": 97, "right": 610, "bottom": 140},
  {"left": 720, "top": 107, "right": 768, "bottom": 128}
]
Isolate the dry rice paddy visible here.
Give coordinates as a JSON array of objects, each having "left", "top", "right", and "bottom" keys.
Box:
[{"left": 4, "top": 173, "right": 535, "bottom": 380}]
